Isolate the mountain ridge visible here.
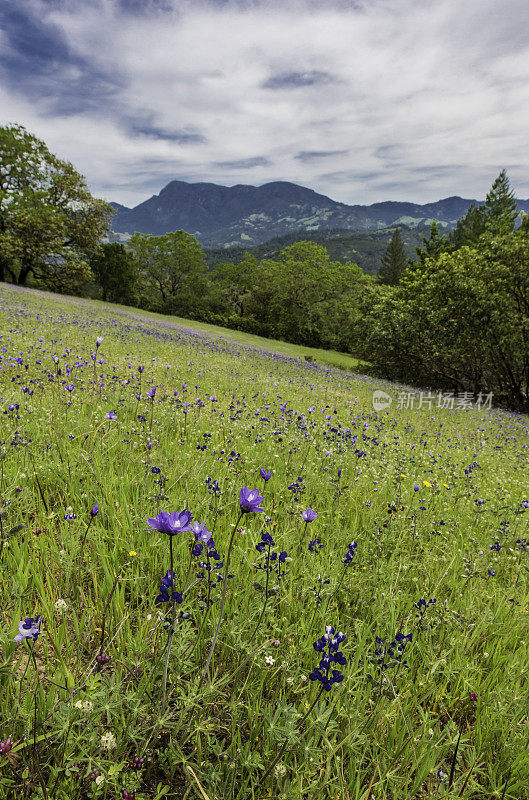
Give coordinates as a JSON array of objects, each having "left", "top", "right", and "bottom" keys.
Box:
[{"left": 110, "top": 180, "right": 529, "bottom": 247}]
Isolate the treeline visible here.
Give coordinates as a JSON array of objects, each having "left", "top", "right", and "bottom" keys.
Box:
[
  {"left": 361, "top": 170, "right": 529, "bottom": 410},
  {"left": 2, "top": 124, "right": 529, "bottom": 409}
]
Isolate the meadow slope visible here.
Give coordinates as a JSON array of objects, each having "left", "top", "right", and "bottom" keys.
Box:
[{"left": 0, "top": 285, "right": 528, "bottom": 800}]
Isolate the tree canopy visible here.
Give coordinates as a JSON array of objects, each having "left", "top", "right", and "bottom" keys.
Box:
[{"left": 0, "top": 124, "right": 113, "bottom": 289}]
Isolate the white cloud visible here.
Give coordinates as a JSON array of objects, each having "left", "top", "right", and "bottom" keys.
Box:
[{"left": 2, "top": 0, "right": 529, "bottom": 206}]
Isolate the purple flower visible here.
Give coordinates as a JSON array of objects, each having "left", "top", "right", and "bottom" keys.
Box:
[
  {"left": 95, "top": 336, "right": 103, "bottom": 348},
  {"left": 301, "top": 508, "right": 318, "bottom": 523},
  {"left": 105, "top": 410, "right": 117, "bottom": 420},
  {"left": 147, "top": 386, "right": 156, "bottom": 399},
  {"left": 239, "top": 487, "right": 264, "bottom": 513},
  {"left": 65, "top": 384, "right": 75, "bottom": 392},
  {"left": 260, "top": 469, "right": 273, "bottom": 481},
  {"left": 191, "top": 521, "right": 213, "bottom": 542},
  {"left": 96, "top": 652, "right": 111, "bottom": 665},
  {"left": 309, "top": 626, "right": 347, "bottom": 691},
  {"left": 0, "top": 736, "right": 13, "bottom": 755},
  {"left": 14, "top": 616, "right": 42, "bottom": 643},
  {"left": 90, "top": 504, "right": 99, "bottom": 518},
  {"left": 413, "top": 484, "right": 420, "bottom": 492},
  {"left": 146, "top": 510, "right": 193, "bottom": 536},
  {"left": 155, "top": 570, "right": 183, "bottom": 604}
]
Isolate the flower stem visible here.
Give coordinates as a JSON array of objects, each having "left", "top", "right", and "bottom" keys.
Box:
[{"left": 197, "top": 510, "right": 243, "bottom": 690}]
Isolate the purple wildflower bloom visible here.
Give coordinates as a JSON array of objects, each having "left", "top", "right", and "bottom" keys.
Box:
[
  {"left": 0, "top": 737, "right": 13, "bottom": 755},
  {"left": 90, "top": 504, "right": 99, "bottom": 517},
  {"left": 309, "top": 626, "right": 347, "bottom": 691},
  {"left": 191, "top": 521, "right": 213, "bottom": 542},
  {"left": 14, "top": 616, "right": 42, "bottom": 643},
  {"left": 105, "top": 410, "right": 117, "bottom": 420},
  {"left": 413, "top": 484, "right": 420, "bottom": 492},
  {"left": 239, "top": 487, "right": 264, "bottom": 513},
  {"left": 95, "top": 336, "right": 103, "bottom": 348},
  {"left": 147, "top": 386, "right": 156, "bottom": 399},
  {"left": 301, "top": 508, "right": 318, "bottom": 523},
  {"left": 260, "top": 469, "right": 273, "bottom": 481},
  {"left": 146, "top": 510, "right": 193, "bottom": 536}
]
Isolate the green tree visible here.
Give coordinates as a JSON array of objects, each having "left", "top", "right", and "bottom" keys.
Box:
[
  {"left": 378, "top": 229, "right": 407, "bottom": 285},
  {"left": 484, "top": 168, "right": 518, "bottom": 234},
  {"left": 449, "top": 204, "right": 487, "bottom": 249},
  {"left": 0, "top": 124, "right": 112, "bottom": 288},
  {"left": 414, "top": 221, "right": 449, "bottom": 264},
  {"left": 127, "top": 230, "right": 207, "bottom": 314},
  {"left": 90, "top": 243, "right": 138, "bottom": 304},
  {"left": 246, "top": 241, "right": 365, "bottom": 346}
]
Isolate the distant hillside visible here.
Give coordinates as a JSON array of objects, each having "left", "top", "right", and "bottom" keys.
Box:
[
  {"left": 204, "top": 225, "right": 427, "bottom": 274},
  {"left": 110, "top": 179, "right": 529, "bottom": 248}
]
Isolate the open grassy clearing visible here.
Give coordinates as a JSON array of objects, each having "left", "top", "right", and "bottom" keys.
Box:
[{"left": 0, "top": 284, "right": 528, "bottom": 799}]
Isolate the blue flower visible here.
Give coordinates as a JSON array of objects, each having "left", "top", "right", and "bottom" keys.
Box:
[
  {"left": 239, "top": 487, "right": 264, "bottom": 513},
  {"left": 146, "top": 510, "right": 193, "bottom": 536},
  {"left": 309, "top": 626, "right": 347, "bottom": 691},
  {"left": 14, "top": 615, "right": 42, "bottom": 643}
]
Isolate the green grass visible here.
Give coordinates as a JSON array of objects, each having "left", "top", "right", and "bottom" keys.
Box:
[{"left": 0, "top": 284, "right": 528, "bottom": 799}]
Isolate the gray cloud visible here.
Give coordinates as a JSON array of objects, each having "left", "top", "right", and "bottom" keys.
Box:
[
  {"left": 296, "top": 150, "right": 349, "bottom": 162},
  {"left": 215, "top": 156, "right": 270, "bottom": 169},
  {"left": 262, "top": 70, "right": 336, "bottom": 89},
  {"left": 1, "top": 0, "right": 529, "bottom": 207}
]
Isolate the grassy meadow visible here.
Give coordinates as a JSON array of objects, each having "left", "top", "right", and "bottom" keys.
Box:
[{"left": 0, "top": 284, "right": 529, "bottom": 800}]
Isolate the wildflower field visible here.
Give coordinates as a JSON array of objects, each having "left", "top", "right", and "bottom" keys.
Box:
[{"left": 1, "top": 285, "right": 529, "bottom": 800}]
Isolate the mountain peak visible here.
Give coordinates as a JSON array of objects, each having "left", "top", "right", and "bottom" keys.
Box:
[{"left": 110, "top": 179, "right": 529, "bottom": 247}]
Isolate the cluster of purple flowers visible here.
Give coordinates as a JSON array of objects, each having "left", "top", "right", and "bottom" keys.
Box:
[
  {"left": 415, "top": 597, "right": 437, "bottom": 629},
  {"left": 155, "top": 570, "right": 183, "bottom": 605},
  {"left": 372, "top": 632, "right": 413, "bottom": 670},
  {"left": 343, "top": 541, "right": 357, "bottom": 564},
  {"left": 309, "top": 626, "right": 347, "bottom": 691},
  {"left": 308, "top": 538, "right": 324, "bottom": 553},
  {"left": 255, "top": 532, "right": 288, "bottom": 583}
]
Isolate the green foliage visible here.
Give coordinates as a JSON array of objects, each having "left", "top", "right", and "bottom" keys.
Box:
[
  {"left": 90, "top": 243, "right": 138, "bottom": 304},
  {"left": 0, "top": 124, "right": 113, "bottom": 290},
  {"left": 378, "top": 228, "right": 408, "bottom": 285},
  {"left": 127, "top": 230, "right": 208, "bottom": 315}
]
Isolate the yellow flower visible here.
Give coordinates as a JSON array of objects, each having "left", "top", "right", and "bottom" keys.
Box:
[
  {"left": 400, "top": 473, "right": 407, "bottom": 478},
  {"left": 443, "top": 483, "right": 449, "bottom": 488},
  {"left": 423, "top": 481, "right": 431, "bottom": 487},
  {"left": 129, "top": 550, "right": 137, "bottom": 557}
]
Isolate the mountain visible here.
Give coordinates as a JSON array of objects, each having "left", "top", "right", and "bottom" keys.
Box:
[{"left": 110, "top": 180, "right": 529, "bottom": 248}]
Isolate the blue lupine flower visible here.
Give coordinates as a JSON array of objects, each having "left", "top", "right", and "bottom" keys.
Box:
[
  {"left": 155, "top": 570, "right": 183, "bottom": 605},
  {"left": 309, "top": 626, "right": 347, "bottom": 691}
]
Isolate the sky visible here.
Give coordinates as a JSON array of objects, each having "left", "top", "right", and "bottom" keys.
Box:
[{"left": 1, "top": 0, "right": 529, "bottom": 208}]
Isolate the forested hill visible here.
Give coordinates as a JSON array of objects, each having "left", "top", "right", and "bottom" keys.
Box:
[
  {"left": 204, "top": 225, "right": 425, "bottom": 274},
  {"left": 110, "top": 179, "right": 529, "bottom": 247}
]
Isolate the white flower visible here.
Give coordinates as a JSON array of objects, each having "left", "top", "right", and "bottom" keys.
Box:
[
  {"left": 274, "top": 763, "right": 287, "bottom": 776},
  {"left": 55, "top": 599, "right": 67, "bottom": 613},
  {"left": 300, "top": 674, "right": 308, "bottom": 683},
  {"left": 95, "top": 775, "right": 104, "bottom": 786},
  {"left": 286, "top": 676, "right": 294, "bottom": 685},
  {"left": 264, "top": 655, "right": 275, "bottom": 666},
  {"left": 100, "top": 731, "right": 116, "bottom": 750}
]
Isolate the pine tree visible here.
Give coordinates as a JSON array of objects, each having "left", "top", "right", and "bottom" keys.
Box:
[
  {"left": 484, "top": 169, "right": 518, "bottom": 234},
  {"left": 378, "top": 228, "right": 407, "bottom": 285},
  {"left": 415, "top": 221, "right": 449, "bottom": 264}
]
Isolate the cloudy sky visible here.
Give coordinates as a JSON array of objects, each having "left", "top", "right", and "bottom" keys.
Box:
[{"left": 1, "top": 0, "right": 529, "bottom": 208}]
